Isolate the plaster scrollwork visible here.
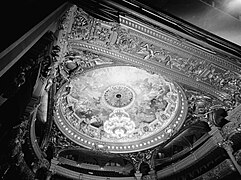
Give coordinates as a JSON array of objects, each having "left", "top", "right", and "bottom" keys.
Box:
[
  {"left": 62, "top": 6, "right": 209, "bottom": 79},
  {"left": 134, "top": 41, "right": 241, "bottom": 100},
  {"left": 112, "top": 30, "right": 208, "bottom": 82},
  {"left": 112, "top": 32, "right": 192, "bottom": 73},
  {"left": 7, "top": 120, "right": 35, "bottom": 179},
  {"left": 46, "top": 48, "right": 114, "bottom": 87},
  {"left": 220, "top": 71, "right": 241, "bottom": 104},
  {"left": 60, "top": 49, "right": 113, "bottom": 78},
  {"left": 68, "top": 7, "right": 93, "bottom": 41},
  {"left": 201, "top": 69, "right": 241, "bottom": 107},
  {"left": 50, "top": 123, "right": 80, "bottom": 156},
  {"left": 220, "top": 104, "right": 241, "bottom": 140},
  {"left": 32, "top": 158, "right": 50, "bottom": 173},
  {"left": 182, "top": 87, "right": 229, "bottom": 127},
  {"left": 57, "top": 5, "right": 77, "bottom": 55},
  {"left": 54, "top": 6, "right": 104, "bottom": 80},
  {"left": 221, "top": 122, "right": 241, "bottom": 140},
  {"left": 120, "top": 148, "right": 158, "bottom": 172},
  {"left": 120, "top": 153, "right": 142, "bottom": 172},
  {"left": 113, "top": 27, "right": 140, "bottom": 52},
  {"left": 58, "top": 5, "right": 241, "bottom": 103},
  {"left": 67, "top": 6, "right": 120, "bottom": 47},
  {"left": 90, "top": 23, "right": 119, "bottom": 46}
]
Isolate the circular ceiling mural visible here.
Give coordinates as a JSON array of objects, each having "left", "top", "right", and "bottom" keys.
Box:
[{"left": 54, "top": 66, "right": 187, "bottom": 153}]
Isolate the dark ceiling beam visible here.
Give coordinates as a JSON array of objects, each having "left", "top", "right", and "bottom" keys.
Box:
[
  {"left": 0, "top": 2, "right": 70, "bottom": 78},
  {"left": 69, "top": 0, "right": 120, "bottom": 22},
  {"left": 99, "top": 0, "right": 241, "bottom": 59}
]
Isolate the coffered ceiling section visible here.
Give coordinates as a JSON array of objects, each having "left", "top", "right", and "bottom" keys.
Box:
[{"left": 53, "top": 4, "right": 241, "bottom": 152}]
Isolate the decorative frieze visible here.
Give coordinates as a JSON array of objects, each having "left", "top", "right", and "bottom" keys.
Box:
[
  {"left": 54, "top": 5, "right": 241, "bottom": 106},
  {"left": 119, "top": 15, "right": 241, "bottom": 73}
]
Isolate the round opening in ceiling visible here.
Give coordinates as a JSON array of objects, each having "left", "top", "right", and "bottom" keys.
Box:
[{"left": 103, "top": 84, "right": 135, "bottom": 109}]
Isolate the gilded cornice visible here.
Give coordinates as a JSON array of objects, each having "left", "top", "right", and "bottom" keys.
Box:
[
  {"left": 57, "top": 5, "right": 241, "bottom": 105},
  {"left": 120, "top": 16, "right": 241, "bottom": 72},
  {"left": 69, "top": 41, "right": 224, "bottom": 100}
]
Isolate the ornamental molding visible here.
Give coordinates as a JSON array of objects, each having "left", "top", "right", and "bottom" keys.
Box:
[
  {"left": 55, "top": 5, "right": 241, "bottom": 104},
  {"left": 221, "top": 104, "right": 241, "bottom": 140},
  {"left": 119, "top": 15, "right": 241, "bottom": 73},
  {"left": 69, "top": 42, "right": 227, "bottom": 100}
]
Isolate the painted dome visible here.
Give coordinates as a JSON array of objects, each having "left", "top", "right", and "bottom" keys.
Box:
[{"left": 54, "top": 66, "right": 187, "bottom": 153}]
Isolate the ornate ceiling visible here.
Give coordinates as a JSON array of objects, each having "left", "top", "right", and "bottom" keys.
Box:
[
  {"left": 56, "top": 4, "right": 241, "bottom": 102},
  {"left": 0, "top": 1, "right": 240, "bottom": 180},
  {"left": 2, "top": 2, "right": 237, "bottom": 180},
  {"left": 50, "top": 4, "right": 241, "bottom": 155}
]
